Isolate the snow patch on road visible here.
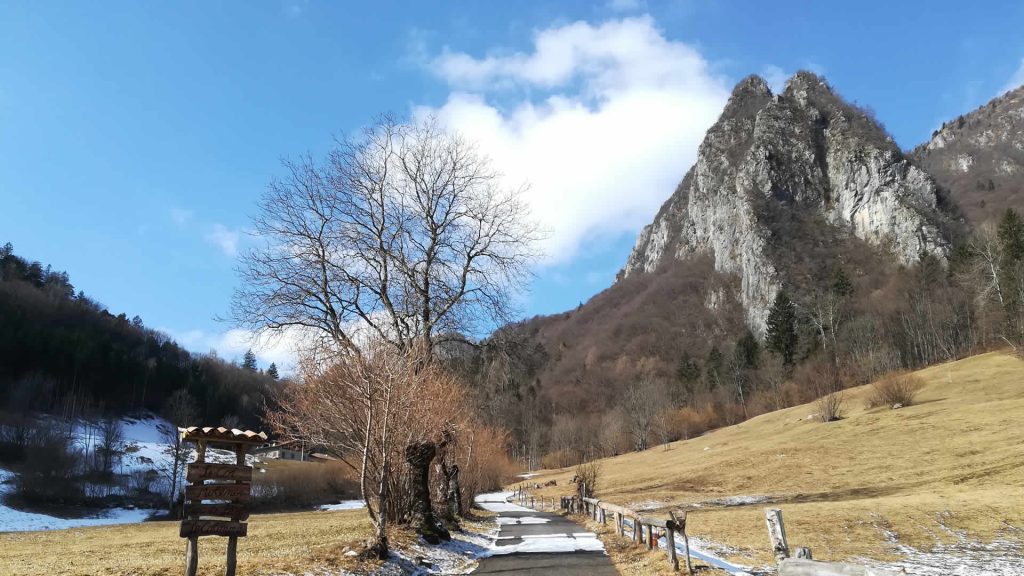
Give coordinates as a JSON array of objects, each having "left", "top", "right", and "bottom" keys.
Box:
[
  {"left": 496, "top": 515, "right": 550, "bottom": 525},
  {"left": 474, "top": 491, "right": 534, "bottom": 513},
  {"left": 490, "top": 533, "right": 605, "bottom": 554}
]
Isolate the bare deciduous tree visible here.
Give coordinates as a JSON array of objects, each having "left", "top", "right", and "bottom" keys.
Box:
[
  {"left": 624, "top": 377, "right": 665, "bottom": 451},
  {"left": 269, "top": 341, "right": 467, "bottom": 557},
  {"left": 232, "top": 116, "right": 542, "bottom": 355},
  {"left": 159, "top": 389, "right": 198, "bottom": 515}
]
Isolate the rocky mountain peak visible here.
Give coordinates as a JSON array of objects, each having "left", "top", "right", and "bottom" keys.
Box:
[{"left": 621, "top": 72, "right": 953, "bottom": 334}]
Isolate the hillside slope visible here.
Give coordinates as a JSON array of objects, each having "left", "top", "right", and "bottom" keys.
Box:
[
  {"left": 522, "top": 352, "right": 1024, "bottom": 568},
  {"left": 912, "top": 85, "right": 1024, "bottom": 227}
]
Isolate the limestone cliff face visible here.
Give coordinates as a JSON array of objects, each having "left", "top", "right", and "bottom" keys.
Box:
[{"left": 621, "top": 72, "right": 952, "bottom": 333}]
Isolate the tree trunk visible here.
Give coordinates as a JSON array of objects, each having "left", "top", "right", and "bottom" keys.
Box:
[
  {"left": 435, "top": 428, "right": 462, "bottom": 524},
  {"left": 405, "top": 441, "right": 449, "bottom": 544},
  {"left": 446, "top": 464, "right": 462, "bottom": 519}
]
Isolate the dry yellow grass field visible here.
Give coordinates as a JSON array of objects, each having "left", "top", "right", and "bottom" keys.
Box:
[
  {"left": 519, "top": 351, "right": 1024, "bottom": 567},
  {"left": 0, "top": 508, "right": 379, "bottom": 576}
]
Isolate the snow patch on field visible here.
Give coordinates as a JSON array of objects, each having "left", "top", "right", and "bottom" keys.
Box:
[
  {"left": 319, "top": 500, "right": 366, "bottom": 511},
  {"left": 0, "top": 468, "right": 156, "bottom": 532},
  {"left": 864, "top": 513, "right": 1024, "bottom": 575},
  {"left": 691, "top": 494, "right": 773, "bottom": 508}
]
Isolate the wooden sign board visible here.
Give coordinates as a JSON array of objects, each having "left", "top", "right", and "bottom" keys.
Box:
[
  {"left": 180, "top": 519, "right": 248, "bottom": 538},
  {"left": 185, "top": 483, "right": 251, "bottom": 504},
  {"left": 186, "top": 463, "right": 252, "bottom": 483},
  {"left": 185, "top": 503, "right": 251, "bottom": 521}
]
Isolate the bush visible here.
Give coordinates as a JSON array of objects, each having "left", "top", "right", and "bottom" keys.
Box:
[
  {"left": 677, "top": 406, "right": 714, "bottom": 439},
  {"left": 249, "top": 460, "right": 356, "bottom": 511},
  {"left": 799, "top": 360, "right": 847, "bottom": 422},
  {"left": 540, "top": 449, "right": 579, "bottom": 470},
  {"left": 458, "top": 423, "right": 518, "bottom": 513},
  {"left": 574, "top": 461, "right": 601, "bottom": 498},
  {"left": 11, "top": 427, "right": 86, "bottom": 508},
  {"left": 816, "top": 391, "right": 846, "bottom": 423},
  {"left": 866, "top": 373, "right": 924, "bottom": 409}
]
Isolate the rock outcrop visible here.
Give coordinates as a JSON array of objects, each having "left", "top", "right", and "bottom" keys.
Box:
[{"left": 621, "top": 72, "right": 952, "bottom": 333}]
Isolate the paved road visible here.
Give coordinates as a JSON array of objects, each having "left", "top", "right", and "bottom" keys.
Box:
[{"left": 473, "top": 495, "right": 618, "bottom": 576}]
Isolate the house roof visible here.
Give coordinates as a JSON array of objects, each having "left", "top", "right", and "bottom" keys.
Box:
[{"left": 178, "top": 426, "right": 268, "bottom": 445}]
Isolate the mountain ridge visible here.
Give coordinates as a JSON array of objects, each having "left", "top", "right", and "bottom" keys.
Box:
[{"left": 620, "top": 71, "right": 955, "bottom": 333}]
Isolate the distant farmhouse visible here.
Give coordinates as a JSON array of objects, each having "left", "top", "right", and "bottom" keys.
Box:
[{"left": 250, "top": 441, "right": 336, "bottom": 463}]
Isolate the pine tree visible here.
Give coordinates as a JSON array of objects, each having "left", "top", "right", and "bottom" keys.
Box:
[
  {"left": 765, "top": 290, "right": 798, "bottom": 365},
  {"left": 734, "top": 329, "right": 759, "bottom": 370},
  {"left": 267, "top": 363, "right": 279, "bottom": 380},
  {"left": 831, "top": 265, "right": 853, "bottom": 297},
  {"left": 242, "top": 349, "right": 258, "bottom": 371},
  {"left": 998, "top": 208, "right": 1024, "bottom": 264},
  {"left": 675, "top": 351, "right": 700, "bottom": 384}
]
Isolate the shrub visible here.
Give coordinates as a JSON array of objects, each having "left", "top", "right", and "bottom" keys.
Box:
[
  {"left": 540, "top": 449, "right": 578, "bottom": 470},
  {"left": 866, "top": 373, "right": 924, "bottom": 409},
  {"left": 11, "top": 427, "right": 86, "bottom": 508},
  {"left": 574, "top": 461, "right": 601, "bottom": 498},
  {"left": 799, "top": 359, "right": 847, "bottom": 422},
  {"left": 677, "top": 406, "right": 714, "bottom": 439},
  {"left": 250, "top": 460, "right": 356, "bottom": 511},
  {"left": 816, "top": 391, "right": 846, "bottom": 423},
  {"left": 458, "top": 423, "right": 517, "bottom": 513}
]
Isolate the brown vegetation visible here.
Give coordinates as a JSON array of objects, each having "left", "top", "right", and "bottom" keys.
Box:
[{"left": 865, "top": 373, "right": 924, "bottom": 409}]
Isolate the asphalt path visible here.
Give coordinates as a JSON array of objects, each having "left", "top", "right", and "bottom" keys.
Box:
[{"left": 472, "top": 495, "right": 618, "bottom": 576}]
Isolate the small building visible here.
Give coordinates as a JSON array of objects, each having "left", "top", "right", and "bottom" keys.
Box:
[{"left": 250, "top": 441, "right": 311, "bottom": 462}]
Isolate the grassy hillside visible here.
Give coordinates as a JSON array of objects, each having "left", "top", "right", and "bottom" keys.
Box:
[
  {"left": 521, "top": 352, "right": 1024, "bottom": 565},
  {"left": 0, "top": 508, "right": 372, "bottom": 576}
]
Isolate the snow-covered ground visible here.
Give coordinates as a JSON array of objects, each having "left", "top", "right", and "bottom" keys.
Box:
[
  {"left": 863, "top": 513, "right": 1024, "bottom": 576},
  {"left": 320, "top": 500, "right": 367, "bottom": 511},
  {"left": 0, "top": 414, "right": 174, "bottom": 533},
  {"left": 0, "top": 468, "right": 157, "bottom": 532}
]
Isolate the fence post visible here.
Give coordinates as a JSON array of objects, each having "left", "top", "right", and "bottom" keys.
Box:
[
  {"left": 666, "top": 524, "right": 679, "bottom": 571},
  {"left": 765, "top": 508, "right": 790, "bottom": 562},
  {"left": 670, "top": 510, "right": 692, "bottom": 575},
  {"left": 616, "top": 512, "right": 624, "bottom": 536},
  {"left": 647, "top": 525, "right": 655, "bottom": 550},
  {"left": 633, "top": 518, "right": 641, "bottom": 544}
]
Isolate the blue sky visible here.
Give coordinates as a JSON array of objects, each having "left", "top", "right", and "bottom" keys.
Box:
[{"left": 2, "top": 1, "right": 1023, "bottom": 367}]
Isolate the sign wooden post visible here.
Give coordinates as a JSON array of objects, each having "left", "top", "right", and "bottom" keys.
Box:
[{"left": 178, "top": 426, "right": 267, "bottom": 576}]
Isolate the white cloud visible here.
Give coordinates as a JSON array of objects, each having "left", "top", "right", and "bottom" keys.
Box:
[
  {"left": 170, "top": 207, "right": 193, "bottom": 226},
  {"left": 1002, "top": 58, "right": 1024, "bottom": 95},
  {"left": 421, "top": 16, "right": 730, "bottom": 264},
  {"left": 206, "top": 224, "right": 241, "bottom": 257}
]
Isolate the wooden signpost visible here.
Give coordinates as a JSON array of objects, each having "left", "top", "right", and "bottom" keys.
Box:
[{"left": 178, "top": 426, "right": 267, "bottom": 576}]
